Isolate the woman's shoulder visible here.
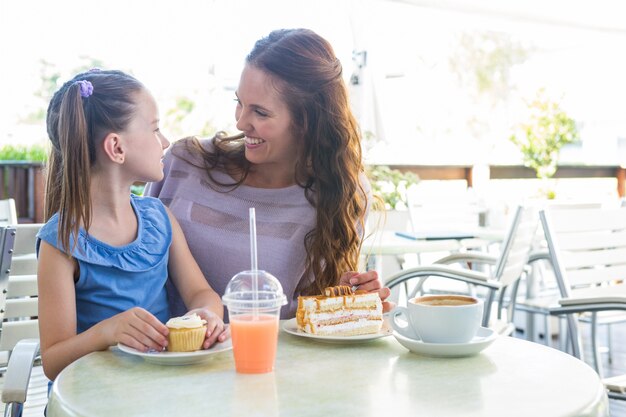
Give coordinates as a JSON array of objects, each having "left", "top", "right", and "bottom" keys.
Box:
[
  {"left": 167, "top": 136, "right": 214, "bottom": 164},
  {"left": 174, "top": 135, "right": 214, "bottom": 150},
  {"left": 358, "top": 170, "right": 372, "bottom": 201}
]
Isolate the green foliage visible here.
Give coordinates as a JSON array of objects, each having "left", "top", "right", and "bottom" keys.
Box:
[
  {"left": 23, "top": 57, "right": 106, "bottom": 125},
  {"left": 510, "top": 90, "right": 579, "bottom": 180},
  {"left": 0, "top": 143, "right": 48, "bottom": 162},
  {"left": 450, "top": 32, "right": 530, "bottom": 104},
  {"left": 130, "top": 183, "right": 146, "bottom": 196},
  {"left": 367, "top": 165, "right": 419, "bottom": 210},
  {"left": 166, "top": 97, "right": 196, "bottom": 123}
]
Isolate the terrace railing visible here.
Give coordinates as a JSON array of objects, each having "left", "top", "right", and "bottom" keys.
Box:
[
  {"left": 0, "top": 161, "right": 624, "bottom": 225},
  {"left": 0, "top": 161, "right": 44, "bottom": 223},
  {"left": 391, "top": 164, "right": 626, "bottom": 198}
]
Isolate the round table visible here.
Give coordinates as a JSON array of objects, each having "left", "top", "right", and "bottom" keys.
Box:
[{"left": 47, "top": 324, "right": 609, "bottom": 417}]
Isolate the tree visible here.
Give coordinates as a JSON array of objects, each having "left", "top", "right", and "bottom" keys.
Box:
[
  {"left": 449, "top": 32, "right": 531, "bottom": 144},
  {"left": 510, "top": 90, "right": 579, "bottom": 182}
]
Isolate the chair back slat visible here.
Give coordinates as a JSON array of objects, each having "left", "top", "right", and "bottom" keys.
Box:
[
  {"left": 561, "top": 247, "right": 626, "bottom": 270},
  {"left": 494, "top": 206, "right": 539, "bottom": 286},
  {"left": 548, "top": 208, "right": 626, "bottom": 232},
  {"left": 6, "top": 275, "right": 38, "bottom": 298},
  {"left": 0, "top": 320, "right": 39, "bottom": 352},
  {"left": 541, "top": 207, "right": 626, "bottom": 299},
  {"left": 0, "top": 199, "right": 18, "bottom": 226},
  {"left": 9, "top": 255, "right": 37, "bottom": 276},
  {"left": 4, "top": 298, "right": 38, "bottom": 319},
  {"left": 567, "top": 265, "right": 626, "bottom": 288},
  {"left": 557, "top": 230, "right": 626, "bottom": 251},
  {"left": 500, "top": 263, "right": 527, "bottom": 287},
  {"left": 12, "top": 224, "right": 41, "bottom": 257}
]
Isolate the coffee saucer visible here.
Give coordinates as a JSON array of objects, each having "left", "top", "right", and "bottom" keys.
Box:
[{"left": 393, "top": 326, "right": 498, "bottom": 357}]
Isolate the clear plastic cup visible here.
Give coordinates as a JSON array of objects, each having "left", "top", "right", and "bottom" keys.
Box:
[{"left": 222, "top": 270, "right": 287, "bottom": 374}]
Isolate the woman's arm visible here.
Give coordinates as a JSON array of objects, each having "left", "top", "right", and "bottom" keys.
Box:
[
  {"left": 165, "top": 208, "right": 227, "bottom": 347},
  {"left": 38, "top": 242, "right": 168, "bottom": 380}
]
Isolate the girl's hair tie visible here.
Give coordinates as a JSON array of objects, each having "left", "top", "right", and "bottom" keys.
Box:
[{"left": 76, "top": 80, "right": 94, "bottom": 98}]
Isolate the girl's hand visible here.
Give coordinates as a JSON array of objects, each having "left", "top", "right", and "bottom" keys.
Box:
[
  {"left": 101, "top": 307, "right": 169, "bottom": 352},
  {"left": 339, "top": 271, "right": 395, "bottom": 313},
  {"left": 185, "top": 308, "right": 229, "bottom": 348}
]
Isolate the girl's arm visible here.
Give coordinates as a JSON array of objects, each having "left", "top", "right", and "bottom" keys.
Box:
[
  {"left": 166, "top": 208, "right": 227, "bottom": 347},
  {"left": 38, "top": 242, "right": 169, "bottom": 380}
]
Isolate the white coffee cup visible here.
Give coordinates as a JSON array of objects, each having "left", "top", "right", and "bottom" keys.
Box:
[{"left": 391, "top": 294, "right": 484, "bottom": 343}]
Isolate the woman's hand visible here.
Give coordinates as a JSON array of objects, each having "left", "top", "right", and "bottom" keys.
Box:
[
  {"left": 339, "top": 271, "right": 395, "bottom": 313},
  {"left": 100, "top": 307, "right": 169, "bottom": 352},
  {"left": 186, "top": 308, "right": 230, "bottom": 348}
]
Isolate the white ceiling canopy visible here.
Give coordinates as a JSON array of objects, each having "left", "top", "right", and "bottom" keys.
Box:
[{"left": 388, "top": 0, "right": 626, "bottom": 35}]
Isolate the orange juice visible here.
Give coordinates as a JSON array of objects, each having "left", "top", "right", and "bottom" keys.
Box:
[{"left": 230, "top": 314, "right": 279, "bottom": 373}]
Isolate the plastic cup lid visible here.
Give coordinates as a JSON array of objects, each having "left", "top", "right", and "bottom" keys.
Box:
[{"left": 222, "top": 270, "right": 287, "bottom": 311}]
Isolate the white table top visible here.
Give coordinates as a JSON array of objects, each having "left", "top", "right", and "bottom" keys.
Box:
[
  {"left": 48, "top": 323, "right": 608, "bottom": 417},
  {"left": 362, "top": 228, "right": 505, "bottom": 256}
]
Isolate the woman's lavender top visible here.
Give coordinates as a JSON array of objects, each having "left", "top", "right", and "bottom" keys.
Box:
[{"left": 145, "top": 139, "right": 370, "bottom": 319}]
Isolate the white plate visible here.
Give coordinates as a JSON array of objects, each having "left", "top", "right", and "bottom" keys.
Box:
[
  {"left": 282, "top": 317, "right": 393, "bottom": 344},
  {"left": 117, "top": 339, "right": 232, "bottom": 365},
  {"left": 393, "top": 326, "right": 498, "bottom": 357}
]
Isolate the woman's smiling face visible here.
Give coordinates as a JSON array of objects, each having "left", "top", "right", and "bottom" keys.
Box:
[{"left": 234, "top": 64, "right": 300, "bottom": 180}]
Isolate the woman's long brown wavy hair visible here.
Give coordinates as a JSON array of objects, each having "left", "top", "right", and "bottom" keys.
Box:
[
  {"left": 181, "top": 28, "right": 368, "bottom": 295},
  {"left": 45, "top": 70, "right": 144, "bottom": 253}
]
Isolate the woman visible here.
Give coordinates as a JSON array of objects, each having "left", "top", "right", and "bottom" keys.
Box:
[{"left": 146, "top": 28, "right": 391, "bottom": 318}]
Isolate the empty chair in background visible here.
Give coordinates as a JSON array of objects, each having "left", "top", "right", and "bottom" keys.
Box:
[
  {"left": 402, "top": 181, "right": 501, "bottom": 296},
  {"left": 538, "top": 207, "right": 626, "bottom": 400},
  {"left": 0, "top": 199, "right": 18, "bottom": 227},
  {"left": 386, "top": 205, "right": 539, "bottom": 336},
  {"left": 0, "top": 224, "right": 46, "bottom": 417},
  {"left": 515, "top": 201, "right": 618, "bottom": 349}
]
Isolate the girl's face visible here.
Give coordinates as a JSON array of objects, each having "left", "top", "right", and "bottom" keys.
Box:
[
  {"left": 235, "top": 65, "right": 299, "bottom": 178},
  {"left": 121, "top": 90, "right": 170, "bottom": 183}
]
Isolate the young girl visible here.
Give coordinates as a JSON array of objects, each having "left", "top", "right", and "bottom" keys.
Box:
[{"left": 37, "top": 70, "right": 226, "bottom": 381}]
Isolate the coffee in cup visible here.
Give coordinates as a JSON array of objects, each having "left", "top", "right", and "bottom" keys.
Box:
[{"left": 391, "top": 294, "right": 483, "bottom": 343}]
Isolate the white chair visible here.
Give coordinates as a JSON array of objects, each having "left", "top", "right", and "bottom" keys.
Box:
[
  {"left": 539, "top": 207, "right": 626, "bottom": 399},
  {"left": 515, "top": 202, "right": 605, "bottom": 346},
  {"left": 407, "top": 184, "right": 491, "bottom": 254},
  {"left": 9, "top": 224, "right": 40, "bottom": 277},
  {"left": 386, "top": 205, "right": 539, "bottom": 336},
  {"left": 365, "top": 208, "right": 419, "bottom": 276},
  {"left": 0, "top": 225, "right": 47, "bottom": 416},
  {"left": 0, "top": 199, "right": 17, "bottom": 227}
]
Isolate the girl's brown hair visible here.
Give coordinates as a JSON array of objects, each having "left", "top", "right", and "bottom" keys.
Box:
[
  {"left": 182, "top": 28, "right": 367, "bottom": 295},
  {"left": 45, "top": 70, "right": 144, "bottom": 253}
]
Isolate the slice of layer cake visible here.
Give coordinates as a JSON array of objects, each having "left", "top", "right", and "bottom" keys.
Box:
[{"left": 296, "top": 285, "right": 383, "bottom": 336}]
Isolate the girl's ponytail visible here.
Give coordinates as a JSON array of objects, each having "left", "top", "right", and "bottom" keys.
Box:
[{"left": 56, "top": 82, "right": 93, "bottom": 252}]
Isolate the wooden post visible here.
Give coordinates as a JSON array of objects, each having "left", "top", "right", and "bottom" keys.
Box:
[
  {"left": 34, "top": 166, "right": 45, "bottom": 223},
  {"left": 466, "top": 167, "right": 473, "bottom": 188},
  {"left": 617, "top": 167, "right": 626, "bottom": 198}
]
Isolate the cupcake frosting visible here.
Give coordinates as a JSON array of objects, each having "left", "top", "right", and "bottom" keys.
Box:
[{"left": 166, "top": 314, "right": 207, "bottom": 329}]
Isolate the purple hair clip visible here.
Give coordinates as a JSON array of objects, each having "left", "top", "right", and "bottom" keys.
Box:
[
  {"left": 88, "top": 68, "right": 102, "bottom": 73},
  {"left": 76, "top": 80, "right": 94, "bottom": 98}
]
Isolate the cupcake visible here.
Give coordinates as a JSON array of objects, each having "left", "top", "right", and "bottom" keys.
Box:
[{"left": 166, "top": 314, "right": 207, "bottom": 352}]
